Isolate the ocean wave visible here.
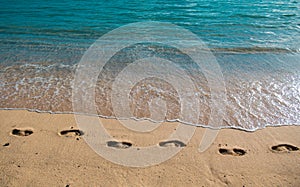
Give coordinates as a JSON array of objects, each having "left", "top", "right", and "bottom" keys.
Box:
[{"left": 1, "top": 52, "right": 299, "bottom": 131}]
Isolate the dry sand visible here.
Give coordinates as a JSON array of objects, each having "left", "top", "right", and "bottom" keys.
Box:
[{"left": 0, "top": 110, "right": 299, "bottom": 186}]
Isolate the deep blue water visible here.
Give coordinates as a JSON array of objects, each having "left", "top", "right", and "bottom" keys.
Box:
[
  {"left": 0, "top": 0, "right": 299, "bottom": 130},
  {"left": 0, "top": 0, "right": 299, "bottom": 65}
]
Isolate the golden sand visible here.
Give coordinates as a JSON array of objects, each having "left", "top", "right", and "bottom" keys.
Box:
[{"left": 0, "top": 110, "right": 299, "bottom": 186}]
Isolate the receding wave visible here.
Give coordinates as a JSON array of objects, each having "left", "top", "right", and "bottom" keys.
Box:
[{"left": 1, "top": 47, "right": 299, "bottom": 131}]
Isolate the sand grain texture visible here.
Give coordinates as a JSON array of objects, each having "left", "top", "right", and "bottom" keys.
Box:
[{"left": 0, "top": 110, "right": 299, "bottom": 186}]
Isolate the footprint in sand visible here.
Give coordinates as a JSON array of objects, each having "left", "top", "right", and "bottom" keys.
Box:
[
  {"left": 271, "top": 144, "right": 299, "bottom": 153},
  {"left": 219, "top": 147, "right": 246, "bottom": 156},
  {"left": 159, "top": 140, "right": 186, "bottom": 148},
  {"left": 59, "top": 129, "right": 84, "bottom": 137},
  {"left": 107, "top": 141, "right": 132, "bottom": 149},
  {"left": 11, "top": 128, "right": 33, "bottom": 136}
]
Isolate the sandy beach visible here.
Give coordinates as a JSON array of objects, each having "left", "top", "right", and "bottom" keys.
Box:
[
  {"left": 0, "top": 110, "right": 299, "bottom": 186},
  {"left": 1, "top": 0, "right": 299, "bottom": 186}
]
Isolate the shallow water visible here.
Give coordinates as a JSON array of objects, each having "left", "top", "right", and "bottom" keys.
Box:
[{"left": 0, "top": 0, "right": 299, "bottom": 131}]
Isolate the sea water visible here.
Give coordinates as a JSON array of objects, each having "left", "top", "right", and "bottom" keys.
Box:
[{"left": 0, "top": 0, "right": 299, "bottom": 131}]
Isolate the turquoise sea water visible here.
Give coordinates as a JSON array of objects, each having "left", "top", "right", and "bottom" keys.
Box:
[{"left": 0, "top": 0, "right": 299, "bottom": 130}]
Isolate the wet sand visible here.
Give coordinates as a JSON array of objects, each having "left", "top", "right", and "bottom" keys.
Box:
[{"left": 0, "top": 110, "right": 299, "bottom": 186}]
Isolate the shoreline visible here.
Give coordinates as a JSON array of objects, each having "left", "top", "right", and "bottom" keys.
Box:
[
  {"left": 1, "top": 109, "right": 299, "bottom": 186},
  {"left": 1, "top": 108, "right": 299, "bottom": 132}
]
